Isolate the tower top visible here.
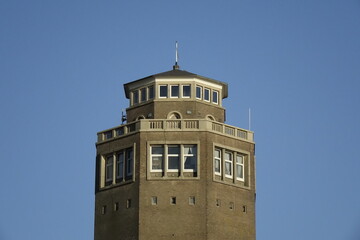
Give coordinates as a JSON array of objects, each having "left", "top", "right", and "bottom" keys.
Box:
[{"left": 173, "top": 41, "right": 180, "bottom": 70}]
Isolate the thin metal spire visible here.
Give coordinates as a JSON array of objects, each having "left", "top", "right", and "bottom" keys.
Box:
[{"left": 173, "top": 41, "right": 180, "bottom": 70}]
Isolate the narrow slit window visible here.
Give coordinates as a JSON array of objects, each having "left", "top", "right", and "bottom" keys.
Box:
[
  {"left": 148, "top": 85, "right": 154, "bottom": 99},
  {"left": 105, "top": 155, "right": 114, "bottom": 183},
  {"left": 189, "top": 196, "right": 196, "bottom": 205},
  {"left": 133, "top": 91, "right": 139, "bottom": 104},
  {"left": 212, "top": 90, "right": 219, "bottom": 104},
  {"left": 170, "top": 197, "right": 176, "bottom": 205},
  {"left": 214, "top": 149, "right": 221, "bottom": 175},
  {"left": 126, "top": 199, "right": 131, "bottom": 209},
  {"left": 101, "top": 205, "right": 106, "bottom": 215},
  {"left": 140, "top": 88, "right": 146, "bottom": 102},
  {"left": 114, "top": 202, "right": 119, "bottom": 211},
  {"left": 151, "top": 196, "right": 158, "bottom": 205}
]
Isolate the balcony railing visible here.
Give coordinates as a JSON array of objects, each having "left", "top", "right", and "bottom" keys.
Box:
[{"left": 97, "top": 119, "right": 254, "bottom": 143}]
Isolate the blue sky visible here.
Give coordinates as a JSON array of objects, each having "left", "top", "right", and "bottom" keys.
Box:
[{"left": 1, "top": 0, "right": 360, "bottom": 239}]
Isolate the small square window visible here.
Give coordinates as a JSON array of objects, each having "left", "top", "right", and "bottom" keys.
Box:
[
  {"left": 101, "top": 205, "right": 106, "bottom": 215},
  {"left": 171, "top": 85, "right": 179, "bottom": 98},
  {"left": 170, "top": 197, "right": 176, "bottom": 205},
  {"left": 189, "top": 196, "right": 195, "bottom": 205},
  {"left": 183, "top": 85, "right": 191, "bottom": 98},
  {"left": 159, "top": 85, "right": 168, "bottom": 98},
  {"left": 126, "top": 199, "right": 131, "bottom": 209},
  {"left": 114, "top": 202, "right": 119, "bottom": 211},
  {"left": 151, "top": 196, "right": 158, "bottom": 205},
  {"left": 229, "top": 202, "right": 234, "bottom": 210},
  {"left": 204, "top": 88, "right": 210, "bottom": 102},
  {"left": 242, "top": 205, "right": 247, "bottom": 213}
]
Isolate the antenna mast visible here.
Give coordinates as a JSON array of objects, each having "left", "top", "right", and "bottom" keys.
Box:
[{"left": 173, "top": 41, "right": 180, "bottom": 70}]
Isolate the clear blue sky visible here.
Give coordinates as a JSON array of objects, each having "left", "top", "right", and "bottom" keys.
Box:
[{"left": 1, "top": 0, "right": 360, "bottom": 239}]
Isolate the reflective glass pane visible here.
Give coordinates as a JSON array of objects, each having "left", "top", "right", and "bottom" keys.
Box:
[
  {"left": 225, "top": 162, "right": 232, "bottom": 175},
  {"left": 152, "top": 146, "right": 163, "bottom": 154},
  {"left": 171, "top": 85, "right": 179, "bottom": 97},
  {"left": 184, "top": 145, "right": 196, "bottom": 154},
  {"left": 160, "top": 85, "right": 167, "bottom": 97},
  {"left": 237, "top": 165, "right": 243, "bottom": 179},
  {"left": 168, "top": 145, "right": 180, "bottom": 154},
  {"left": 215, "top": 159, "right": 221, "bottom": 172}
]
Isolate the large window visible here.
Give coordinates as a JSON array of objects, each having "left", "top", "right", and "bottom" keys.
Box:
[
  {"left": 151, "top": 145, "right": 164, "bottom": 172},
  {"left": 224, "top": 152, "right": 233, "bottom": 178},
  {"left": 213, "top": 147, "right": 248, "bottom": 186},
  {"left": 150, "top": 144, "right": 198, "bottom": 173},
  {"left": 214, "top": 149, "right": 221, "bottom": 175},
  {"left": 102, "top": 147, "right": 134, "bottom": 188},
  {"left": 236, "top": 154, "right": 244, "bottom": 181}
]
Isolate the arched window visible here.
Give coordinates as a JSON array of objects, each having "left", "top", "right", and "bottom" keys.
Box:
[
  {"left": 206, "top": 115, "right": 215, "bottom": 121},
  {"left": 136, "top": 115, "right": 145, "bottom": 120},
  {"left": 167, "top": 112, "right": 182, "bottom": 119}
]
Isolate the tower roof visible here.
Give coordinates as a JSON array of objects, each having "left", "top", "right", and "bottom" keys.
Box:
[{"left": 124, "top": 69, "right": 228, "bottom": 99}]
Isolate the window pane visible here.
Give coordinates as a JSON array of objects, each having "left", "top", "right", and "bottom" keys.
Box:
[
  {"left": 237, "top": 164, "right": 244, "bottom": 179},
  {"left": 152, "top": 146, "right": 164, "bottom": 154},
  {"left": 215, "top": 159, "right": 221, "bottom": 173},
  {"left": 183, "top": 85, "right": 191, "bottom": 97},
  {"left": 168, "top": 156, "right": 179, "bottom": 169},
  {"left": 168, "top": 145, "right": 180, "bottom": 154},
  {"left": 184, "top": 145, "right": 196, "bottom": 154},
  {"left": 141, "top": 88, "right": 146, "bottom": 102},
  {"left": 171, "top": 85, "right": 179, "bottom": 97},
  {"left": 126, "top": 148, "right": 133, "bottom": 176},
  {"left": 225, "top": 162, "right": 232, "bottom": 175},
  {"left": 184, "top": 156, "right": 196, "bottom": 170},
  {"left": 152, "top": 156, "right": 163, "bottom": 170},
  {"left": 213, "top": 91, "right": 218, "bottom": 104},
  {"left": 133, "top": 91, "right": 139, "bottom": 104},
  {"left": 160, "top": 85, "right": 168, "bottom": 97},
  {"left": 117, "top": 152, "right": 124, "bottom": 178},
  {"left": 149, "top": 86, "right": 154, "bottom": 99},
  {"left": 196, "top": 86, "right": 202, "bottom": 99},
  {"left": 214, "top": 149, "right": 221, "bottom": 158},
  {"left": 204, "top": 88, "right": 210, "bottom": 101},
  {"left": 106, "top": 156, "right": 113, "bottom": 182},
  {"left": 236, "top": 155, "right": 243, "bottom": 164}
]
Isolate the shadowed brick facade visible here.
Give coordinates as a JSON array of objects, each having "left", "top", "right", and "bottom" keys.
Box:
[{"left": 94, "top": 66, "right": 256, "bottom": 240}]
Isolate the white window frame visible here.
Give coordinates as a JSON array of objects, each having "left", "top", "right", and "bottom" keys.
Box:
[
  {"left": 159, "top": 85, "right": 168, "bottom": 98},
  {"left": 224, "top": 151, "right": 233, "bottom": 179},
  {"left": 150, "top": 145, "right": 164, "bottom": 172},
  {"left": 183, "top": 145, "right": 197, "bottom": 172},
  {"left": 196, "top": 85, "right": 202, "bottom": 100},
  {"left": 167, "top": 145, "right": 180, "bottom": 172},
  {"left": 214, "top": 149, "right": 221, "bottom": 176},
  {"left": 116, "top": 151, "right": 124, "bottom": 179},
  {"left": 204, "top": 88, "right": 210, "bottom": 102},
  {"left": 182, "top": 85, "right": 191, "bottom": 98},
  {"left": 170, "top": 85, "right": 179, "bottom": 98},
  {"left": 236, "top": 154, "right": 245, "bottom": 181},
  {"left": 105, "top": 155, "right": 114, "bottom": 182},
  {"left": 212, "top": 90, "right": 219, "bottom": 104}
]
